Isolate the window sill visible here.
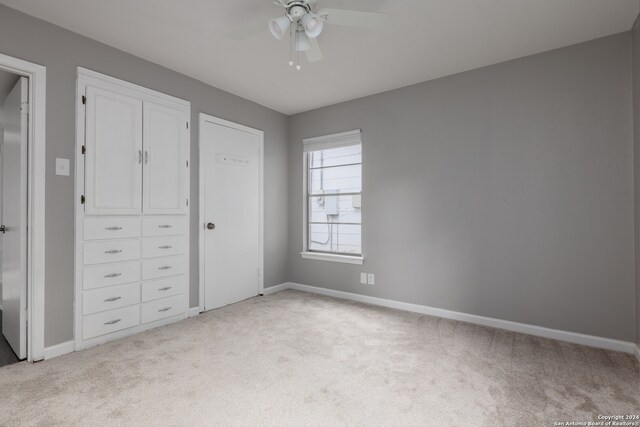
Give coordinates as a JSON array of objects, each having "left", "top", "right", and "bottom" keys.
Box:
[{"left": 300, "top": 252, "right": 364, "bottom": 265}]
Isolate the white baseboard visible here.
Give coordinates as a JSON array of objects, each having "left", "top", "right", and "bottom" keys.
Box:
[
  {"left": 262, "top": 282, "right": 290, "bottom": 296},
  {"left": 188, "top": 307, "right": 201, "bottom": 318},
  {"left": 270, "top": 282, "right": 637, "bottom": 355},
  {"left": 635, "top": 344, "right": 640, "bottom": 362},
  {"left": 43, "top": 340, "right": 75, "bottom": 360}
]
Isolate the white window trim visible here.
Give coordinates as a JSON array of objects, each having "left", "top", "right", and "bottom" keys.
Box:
[
  {"left": 300, "top": 251, "right": 364, "bottom": 265},
  {"left": 301, "top": 129, "right": 364, "bottom": 264}
]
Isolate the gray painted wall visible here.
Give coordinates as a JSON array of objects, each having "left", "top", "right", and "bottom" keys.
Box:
[
  {"left": 288, "top": 33, "right": 635, "bottom": 342},
  {"left": 633, "top": 15, "right": 640, "bottom": 347},
  {"left": 0, "top": 5, "right": 289, "bottom": 347}
]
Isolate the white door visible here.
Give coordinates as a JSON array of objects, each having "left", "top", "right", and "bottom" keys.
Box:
[
  {"left": 2, "top": 77, "right": 28, "bottom": 359},
  {"left": 142, "top": 101, "right": 189, "bottom": 215},
  {"left": 202, "top": 118, "right": 261, "bottom": 310},
  {"left": 84, "top": 85, "right": 143, "bottom": 215}
]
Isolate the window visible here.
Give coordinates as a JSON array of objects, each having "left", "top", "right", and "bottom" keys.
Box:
[{"left": 302, "top": 130, "right": 363, "bottom": 264}]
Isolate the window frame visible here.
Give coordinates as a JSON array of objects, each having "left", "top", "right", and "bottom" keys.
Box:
[{"left": 301, "top": 130, "right": 364, "bottom": 265}]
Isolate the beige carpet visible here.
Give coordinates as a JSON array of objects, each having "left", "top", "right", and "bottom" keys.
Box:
[{"left": 0, "top": 290, "right": 638, "bottom": 426}]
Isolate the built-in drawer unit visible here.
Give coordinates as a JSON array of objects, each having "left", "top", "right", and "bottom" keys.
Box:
[
  {"left": 142, "top": 255, "right": 187, "bottom": 280},
  {"left": 82, "top": 261, "right": 141, "bottom": 290},
  {"left": 75, "top": 71, "right": 191, "bottom": 350},
  {"left": 83, "top": 239, "right": 141, "bottom": 265},
  {"left": 142, "top": 216, "right": 187, "bottom": 237},
  {"left": 82, "top": 304, "right": 140, "bottom": 340},
  {"left": 141, "top": 275, "right": 188, "bottom": 302},
  {"left": 84, "top": 217, "right": 141, "bottom": 240},
  {"left": 142, "top": 236, "right": 187, "bottom": 259},
  {"left": 82, "top": 282, "right": 141, "bottom": 315},
  {"left": 141, "top": 293, "right": 188, "bottom": 324}
]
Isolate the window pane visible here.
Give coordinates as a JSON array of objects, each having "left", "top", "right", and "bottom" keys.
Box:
[
  {"left": 309, "top": 164, "right": 361, "bottom": 194},
  {"left": 308, "top": 224, "right": 361, "bottom": 255},
  {"left": 309, "top": 144, "right": 361, "bottom": 168},
  {"left": 308, "top": 195, "right": 361, "bottom": 224}
]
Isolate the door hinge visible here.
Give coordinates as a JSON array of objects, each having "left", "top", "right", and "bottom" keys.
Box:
[
  {"left": 186, "top": 199, "right": 189, "bottom": 206},
  {"left": 81, "top": 145, "right": 86, "bottom": 155},
  {"left": 186, "top": 122, "right": 189, "bottom": 129},
  {"left": 80, "top": 195, "right": 85, "bottom": 204},
  {"left": 186, "top": 160, "right": 189, "bottom": 167},
  {"left": 82, "top": 95, "right": 86, "bottom": 105}
]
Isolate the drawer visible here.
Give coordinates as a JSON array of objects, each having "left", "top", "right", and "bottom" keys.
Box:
[
  {"left": 141, "top": 275, "right": 188, "bottom": 302},
  {"left": 82, "top": 304, "right": 140, "bottom": 340},
  {"left": 142, "top": 236, "right": 187, "bottom": 259},
  {"left": 83, "top": 239, "right": 141, "bottom": 265},
  {"left": 83, "top": 261, "right": 141, "bottom": 290},
  {"left": 142, "top": 216, "right": 187, "bottom": 237},
  {"left": 141, "top": 293, "right": 188, "bottom": 324},
  {"left": 142, "top": 255, "right": 187, "bottom": 280},
  {"left": 84, "top": 217, "right": 141, "bottom": 240},
  {"left": 83, "top": 282, "right": 140, "bottom": 315}
]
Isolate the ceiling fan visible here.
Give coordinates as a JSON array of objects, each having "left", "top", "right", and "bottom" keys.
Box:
[{"left": 227, "top": 0, "right": 387, "bottom": 69}]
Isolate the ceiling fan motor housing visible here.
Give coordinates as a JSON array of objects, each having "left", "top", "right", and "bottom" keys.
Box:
[{"left": 286, "top": 2, "right": 311, "bottom": 20}]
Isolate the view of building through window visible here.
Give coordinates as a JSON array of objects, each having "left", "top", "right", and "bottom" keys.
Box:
[{"left": 307, "top": 143, "right": 362, "bottom": 255}]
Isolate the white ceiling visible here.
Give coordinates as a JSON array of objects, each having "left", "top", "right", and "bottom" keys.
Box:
[{"left": 1, "top": 0, "right": 638, "bottom": 115}]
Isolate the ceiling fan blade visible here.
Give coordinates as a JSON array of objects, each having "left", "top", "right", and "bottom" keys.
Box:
[
  {"left": 317, "top": 8, "right": 387, "bottom": 29},
  {"left": 226, "top": 20, "right": 268, "bottom": 41},
  {"left": 305, "top": 37, "right": 324, "bottom": 63}
]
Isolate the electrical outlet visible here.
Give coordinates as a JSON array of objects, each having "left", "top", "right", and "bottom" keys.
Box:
[
  {"left": 367, "top": 273, "right": 375, "bottom": 285},
  {"left": 360, "top": 272, "right": 367, "bottom": 284}
]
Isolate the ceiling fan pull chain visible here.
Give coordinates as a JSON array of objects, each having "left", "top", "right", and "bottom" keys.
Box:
[
  {"left": 296, "top": 28, "right": 301, "bottom": 70},
  {"left": 289, "top": 24, "right": 294, "bottom": 67}
]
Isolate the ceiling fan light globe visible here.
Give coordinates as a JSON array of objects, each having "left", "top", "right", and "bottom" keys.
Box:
[
  {"left": 295, "top": 32, "right": 312, "bottom": 51},
  {"left": 301, "top": 13, "right": 323, "bottom": 38},
  {"left": 268, "top": 15, "right": 290, "bottom": 40}
]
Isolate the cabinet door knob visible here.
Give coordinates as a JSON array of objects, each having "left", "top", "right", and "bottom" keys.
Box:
[
  {"left": 104, "top": 319, "right": 121, "bottom": 325},
  {"left": 104, "top": 296, "right": 122, "bottom": 302},
  {"left": 104, "top": 249, "right": 122, "bottom": 254},
  {"left": 207, "top": 223, "right": 215, "bottom": 230}
]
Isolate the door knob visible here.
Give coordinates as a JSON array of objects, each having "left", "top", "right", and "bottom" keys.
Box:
[
  {"left": 0, "top": 225, "right": 5, "bottom": 234},
  {"left": 206, "top": 223, "right": 215, "bottom": 230}
]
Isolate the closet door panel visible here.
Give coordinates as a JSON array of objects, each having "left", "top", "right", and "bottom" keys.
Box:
[
  {"left": 143, "top": 102, "right": 188, "bottom": 215},
  {"left": 85, "top": 86, "right": 143, "bottom": 215}
]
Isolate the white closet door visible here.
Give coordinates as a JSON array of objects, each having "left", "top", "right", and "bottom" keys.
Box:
[
  {"left": 2, "top": 77, "right": 28, "bottom": 359},
  {"left": 84, "top": 85, "right": 143, "bottom": 215},
  {"left": 143, "top": 101, "right": 189, "bottom": 215}
]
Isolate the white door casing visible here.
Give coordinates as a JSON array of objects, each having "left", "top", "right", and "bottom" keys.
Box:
[
  {"left": 142, "top": 101, "right": 189, "bottom": 215},
  {"left": 2, "top": 77, "right": 28, "bottom": 359},
  {"left": 84, "top": 85, "right": 143, "bottom": 215},
  {"left": 200, "top": 115, "right": 263, "bottom": 310}
]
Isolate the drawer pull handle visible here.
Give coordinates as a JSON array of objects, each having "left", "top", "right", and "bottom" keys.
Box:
[
  {"left": 104, "top": 319, "right": 122, "bottom": 325},
  {"left": 159, "top": 245, "right": 173, "bottom": 249},
  {"left": 104, "top": 296, "right": 122, "bottom": 302},
  {"left": 158, "top": 307, "right": 172, "bottom": 312},
  {"left": 105, "top": 226, "right": 122, "bottom": 231},
  {"left": 104, "top": 273, "right": 122, "bottom": 278},
  {"left": 159, "top": 286, "right": 172, "bottom": 291},
  {"left": 104, "top": 249, "right": 122, "bottom": 254},
  {"left": 158, "top": 224, "right": 173, "bottom": 229},
  {"left": 158, "top": 266, "right": 172, "bottom": 270}
]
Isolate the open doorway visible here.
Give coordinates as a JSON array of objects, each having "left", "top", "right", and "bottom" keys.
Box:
[
  {"left": 0, "top": 70, "right": 27, "bottom": 366},
  {"left": 0, "top": 53, "right": 46, "bottom": 363}
]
